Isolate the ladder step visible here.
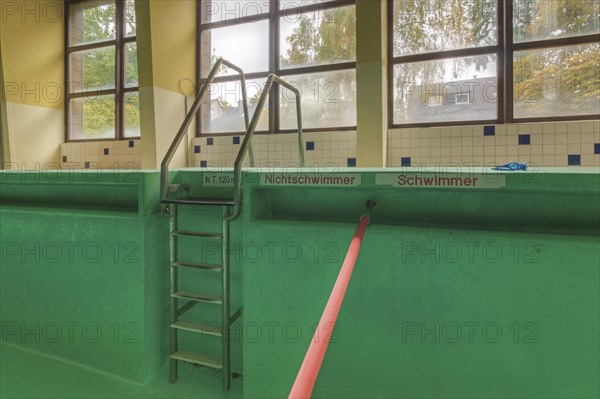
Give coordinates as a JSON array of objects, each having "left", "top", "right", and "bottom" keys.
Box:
[
  {"left": 172, "top": 230, "right": 223, "bottom": 238},
  {"left": 168, "top": 184, "right": 189, "bottom": 193},
  {"left": 163, "top": 198, "right": 234, "bottom": 206},
  {"left": 172, "top": 261, "right": 223, "bottom": 272},
  {"left": 172, "top": 291, "right": 222, "bottom": 304},
  {"left": 171, "top": 351, "right": 223, "bottom": 370},
  {"left": 171, "top": 321, "right": 222, "bottom": 336}
]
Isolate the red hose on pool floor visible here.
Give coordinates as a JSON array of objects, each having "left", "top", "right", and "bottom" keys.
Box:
[{"left": 289, "top": 201, "right": 375, "bottom": 399}]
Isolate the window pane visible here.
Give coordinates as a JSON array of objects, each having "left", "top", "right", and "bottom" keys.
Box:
[
  {"left": 393, "top": 55, "right": 498, "bottom": 124},
  {"left": 280, "top": 5, "right": 356, "bottom": 69},
  {"left": 124, "top": 91, "right": 140, "bottom": 138},
  {"left": 392, "top": 0, "right": 497, "bottom": 57},
  {"left": 125, "top": 43, "right": 138, "bottom": 87},
  {"left": 200, "top": 0, "right": 269, "bottom": 24},
  {"left": 69, "top": 1, "right": 116, "bottom": 46},
  {"left": 514, "top": 44, "right": 600, "bottom": 119},
  {"left": 279, "top": 69, "right": 357, "bottom": 130},
  {"left": 280, "top": 0, "right": 340, "bottom": 11},
  {"left": 125, "top": 0, "right": 136, "bottom": 37},
  {"left": 513, "top": 0, "right": 600, "bottom": 43},
  {"left": 70, "top": 95, "right": 115, "bottom": 140},
  {"left": 201, "top": 21, "right": 269, "bottom": 78},
  {"left": 70, "top": 47, "right": 116, "bottom": 92},
  {"left": 202, "top": 79, "right": 269, "bottom": 134}
]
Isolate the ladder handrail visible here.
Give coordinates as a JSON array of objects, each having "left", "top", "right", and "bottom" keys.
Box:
[
  {"left": 226, "top": 74, "right": 305, "bottom": 221},
  {"left": 161, "top": 58, "right": 253, "bottom": 213}
]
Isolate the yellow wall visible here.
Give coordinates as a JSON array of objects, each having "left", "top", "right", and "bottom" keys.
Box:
[
  {"left": 149, "top": 0, "right": 196, "bottom": 93},
  {"left": 356, "top": 0, "right": 388, "bottom": 167},
  {"left": 0, "top": 0, "right": 64, "bottom": 167},
  {"left": 137, "top": 0, "right": 197, "bottom": 168},
  {"left": 1, "top": 46, "right": 8, "bottom": 165},
  {"left": 0, "top": 0, "right": 64, "bottom": 110}
]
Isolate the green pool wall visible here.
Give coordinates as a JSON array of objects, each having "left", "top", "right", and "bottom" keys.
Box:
[
  {"left": 240, "top": 168, "right": 599, "bottom": 398},
  {"left": 0, "top": 171, "right": 169, "bottom": 382},
  {"left": 1, "top": 168, "right": 599, "bottom": 397}
]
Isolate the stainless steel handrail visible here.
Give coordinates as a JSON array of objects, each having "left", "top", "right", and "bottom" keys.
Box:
[
  {"left": 161, "top": 58, "right": 253, "bottom": 213},
  {"left": 226, "top": 74, "right": 304, "bottom": 221}
]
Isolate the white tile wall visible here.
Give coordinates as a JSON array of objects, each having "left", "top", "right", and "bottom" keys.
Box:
[
  {"left": 192, "top": 131, "right": 358, "bottom": 169},
  {"left": 388, "top": 121, "right": 600, "bottom": 168},
  {"left": 60, "top": 140, "right": 142, "bottom": 169},
  {"left": 58, "top": 121, "right": 600, "bottom": 170}
]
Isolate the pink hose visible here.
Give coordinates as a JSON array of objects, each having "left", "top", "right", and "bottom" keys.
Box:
[{"left": 288, "top": 215, "right": 370, "bottom": 399}]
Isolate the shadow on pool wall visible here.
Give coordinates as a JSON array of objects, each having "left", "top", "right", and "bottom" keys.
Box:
[
  {"left": 240, "top": 168, "right": 600, "bottom": 398},
  {"left": 0, "top": 168, "right": 599, "bottom": 398}
]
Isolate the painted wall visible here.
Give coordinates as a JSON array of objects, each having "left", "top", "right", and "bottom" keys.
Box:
[
  {"left": 0, "top": 171, "right": 169, "bottom": 384},
  {"left": 0, "top": 46, "right": 9, "bottom": 166},
  {"left": 0, "top": 0, "right": 64, "bottom": 169},
  {"left": 137, "top": 0, "right": 196, "bottom": 169},
  {"left": 356, "top": 0, "right": 387, "bottom": 167},
  {"left": 241, "top": 169, "right": 600, "bottom": 398}
]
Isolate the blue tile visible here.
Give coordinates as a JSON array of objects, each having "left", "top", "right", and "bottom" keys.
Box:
[
  {"left": 401, "top": 157, "right": 411, "bottom": 167},
  {"left": 128, "top": 140, "right": 134, "bottom": 148},
  {"left": 595, "top": 143, "right": 600, "bottom": 154},
  {"left": 200, "top": 161, "right": 208, "bottom": 168},
  {"left": 347, "top": 158, "right": 356, "bottom": 167},
  {"left": 568, "top": 155, "right": 581, "bottom": 166},
  {"left": 207, "top": 138, "right": 214, "bottom": 146},
  {"left": 518, "top": 134, "right": 531, "bottom": 145},
  {"left": 306, "top": 142, "right": 315, "bottom": 151},
  {"left": 233, "top": 136, "right": 240, "bottom": 145},
  {"left": 484, "top": 126, "right": 495, "bottom": 136},
  {"left": 194, "top": 145, "right": 201, "bottom": 154},
  {"left": 84, "top": 162, "right": 90, "bottom": 169},
  {"left": 104, "top": 148, "right": 109, "bottom": 155},
  {"left": 62, "top": 156, "right": 67, "bottom": 163}
]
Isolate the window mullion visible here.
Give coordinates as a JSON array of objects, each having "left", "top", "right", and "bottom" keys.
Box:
[
  {"left": 497, "top": 0, "right": 505, "bottom": 124},
  {"left": 115, "top": 0, "right": 125, "bottom": 140},
  {"left": 504, "top": 0, "right": 514, "bottom": 123},
  {"left": 272, "top": 0, "right": 279, "bottom": 134}
]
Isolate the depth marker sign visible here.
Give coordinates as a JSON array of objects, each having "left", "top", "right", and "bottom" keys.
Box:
[{"left": 202, "top": 172, "right": 235, "bottom": 187}]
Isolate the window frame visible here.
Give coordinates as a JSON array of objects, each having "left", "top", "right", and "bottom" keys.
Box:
[
  {"left": 196, "top": 0, "right": 357, "bottom": 137},
  {"left": 64, "top": 0, "right": 139, "bottom": 142},
  {"left": 387, "top": 0, "right": 600, "bottom": 129}
]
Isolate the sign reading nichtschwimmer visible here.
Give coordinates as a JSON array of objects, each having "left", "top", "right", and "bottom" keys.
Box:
[
  {"left": 261, "top": 173, "right": 361, "bottom": 187},
  {"left": 376, "top": 173, "right": 505, "bottom": 189}
]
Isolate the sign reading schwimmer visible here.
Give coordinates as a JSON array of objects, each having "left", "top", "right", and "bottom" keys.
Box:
[
  {"left": 376, "top": 173, "right": 505, "bottom": 189},
  {"left": 261, "top": 173, "right": 361, "bottom": 187}
]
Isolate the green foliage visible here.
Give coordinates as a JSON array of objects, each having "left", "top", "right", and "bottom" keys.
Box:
[
  {"left": 389, "top": 0, "right": 599, "bottom": 120},
  {"left": 74, "top": 1, "right": 139, "bottom": 137},
  {"left": 513, "top": 0, "right": 599, "bottom": 113},
  {"left": 281, "top": 7, "right": 356, "bottom": 67},
  {"left": 279, "top": 6, "right": 357, "bottom": 123}
]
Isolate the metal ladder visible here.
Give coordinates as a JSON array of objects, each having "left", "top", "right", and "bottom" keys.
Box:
[
  {"left": 161, "top": 59, "right": 305, "bottom": 392},
  {"left": 167, "top": 201, "right": 239, "bottom": 390}
]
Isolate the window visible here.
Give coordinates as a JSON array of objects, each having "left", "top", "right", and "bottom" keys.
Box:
[
  {"left": 197, "top": 0, "right": 356, "bottom": 135},
  {"left": 427, "top": 95, "right": 443, "bottom": 107},
  {"left": 455, "top": 93, "right": 470, "bottom": 105},
  {"left": 511, "top": 0, "right": 600, "bottom": 119},
  {"left": 66, "top": 0, "right": 139, "bottom": 141},
  {"left": 389, "top": 0, "right": 599, "bottom": 127}
]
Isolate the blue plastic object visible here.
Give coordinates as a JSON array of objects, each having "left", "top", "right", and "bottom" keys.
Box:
[{"left": 492, "top": 162, "right": 528, "bottom": 171}]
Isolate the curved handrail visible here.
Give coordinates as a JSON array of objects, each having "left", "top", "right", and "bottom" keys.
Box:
[
  {"left": 161, "top": 58, "right": 253, "bottom": 214},
  {"left": 226, "top": 74, "right": 305, "bottom": 221}
]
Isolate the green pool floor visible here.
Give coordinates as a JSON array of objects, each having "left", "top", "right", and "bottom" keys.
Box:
[{"left": 0, "top": 344, "right": 243, "bottom": 399}]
